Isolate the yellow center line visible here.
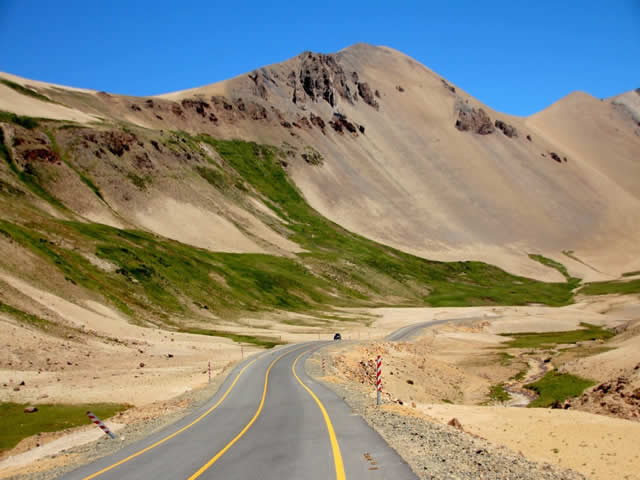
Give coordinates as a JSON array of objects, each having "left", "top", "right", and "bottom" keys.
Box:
[
  {"left": 292, "top": 348, "right": 346, "bottom": 480},
  {"left": 187, "top": 344, "right": 309, "bottom": 480},
  {"left": 82, "top": 349, "right": 274, "bottom": 480}
]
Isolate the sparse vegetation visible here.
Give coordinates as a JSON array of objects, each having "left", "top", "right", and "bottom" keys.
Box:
[
  {"left": 0, "top": 110, "right": 40, "bottom": 129},
  {"left": 0, "top": 127, "right": 65, "bottom": 208},
  {"left": 179, "top": 328, "right": 284, "bottom": 348},
  {"left": 0, "top": 79, "right": 54, "bottom": 103},
  {"left": 580, "top": 278, "right": 640, "bottom": 296},
  {"left": 46, "top": 130, "right": 105, "bottom": 202},
  {"left": 0, "top": 301, "right": 51, "bottom": 330},
  {"left": 498, "top": 352, "right": 514, "bottom": 365},
  {"left": 622, "top": 270, "right": 640, "bottom": 278},
  {"left": 127, "top": 172, "right": 150, "bottom": 190},
  {"left": 501, "top": 323, "right": 614, "bottom": 349},
  {"left": 528, "top": 254, "right": 580, "bottom": 285},
  {"left": 0, "top": 402, "right": 129, "bottom": 452},
  {"left": 525, "top": 371, "right": 595, "bottom": 408},
  {"left": 487, "top": 383, "right": 511, "bottom": 402}
]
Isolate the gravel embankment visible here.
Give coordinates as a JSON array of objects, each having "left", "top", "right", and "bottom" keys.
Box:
[{"left": 306, "top": 350, "right": 586, "bottom": 480}]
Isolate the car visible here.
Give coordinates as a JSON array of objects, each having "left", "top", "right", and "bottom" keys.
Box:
[{"left": 333, "top": 333, "right": 342, "bottom": 340}]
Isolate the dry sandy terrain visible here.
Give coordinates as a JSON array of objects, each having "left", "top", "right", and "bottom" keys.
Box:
[
  {"left": 0, "top": 271, "right": 255, "bottom": 407},
  {"left": 420, "top": 404, "right": 640, "bottom": 480}
]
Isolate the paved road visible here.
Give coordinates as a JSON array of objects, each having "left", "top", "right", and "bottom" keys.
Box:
[
  {"left": 386, "top": 316, "right": 487, "bottom": 341},
  {"left": 62, "top": 342, "right": 417, "bottom": 480}
]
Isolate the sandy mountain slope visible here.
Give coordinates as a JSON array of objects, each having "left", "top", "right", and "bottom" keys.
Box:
[
  {"left": 1, "top": 43, "right": 639, "bottom": 282},
  {"left": 157, "top": 44, "right": 640, "bottom": 281}
]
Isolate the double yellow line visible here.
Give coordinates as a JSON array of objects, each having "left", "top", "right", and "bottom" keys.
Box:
[{"left": 85, "top": 344, "right": 345, "bottom": 480}]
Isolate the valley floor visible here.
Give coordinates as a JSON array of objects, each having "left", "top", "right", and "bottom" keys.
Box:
[{"left": 1, "top": 292, "right": 639, "bottom": 479}]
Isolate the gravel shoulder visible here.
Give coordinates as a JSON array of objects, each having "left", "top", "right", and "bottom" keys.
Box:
[{"left": 306, "top": 344, "right": 585, "bottom": 480}]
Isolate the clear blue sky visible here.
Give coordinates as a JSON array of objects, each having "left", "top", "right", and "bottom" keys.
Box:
[{"left": 1, "top": 1, "right": 638, "bottom": 116}]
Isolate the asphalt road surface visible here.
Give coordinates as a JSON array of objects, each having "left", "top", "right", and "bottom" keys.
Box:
[
  {"left": 62, "top": 342, "right": 417, "bottom": 480},
  {"left": 386, "top": 316, "right": 487, "bottom": 341}
]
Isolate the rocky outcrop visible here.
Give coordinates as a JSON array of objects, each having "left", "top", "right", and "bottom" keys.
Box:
[
  {"left": 494, "top": 120, "right": 518, "bottom": 138},
  {"left": 357, "top": 82, "right": 379, "bottom": 110},
  {"left": 564, "top": 370, "right": 640, "bottom": 421},
  {"left": 330, "top": 113, "right": 358, "bottom": 135},
  {"left": 181, "top": 98, "right": 210, "bottom": 117},
  {"left": 455, "top": 107, "right": 495, "bottom": 135},
  {"left": 310, "top": 113, "right": 326, "bottom": 134},
  {"left": 248, "top": 71, "right": 269, "bottom": 100},
  {"left": 292, "top": 52, "right": 353, "bottom": 107},
  {"left": 105, "top": 131, "right": 137, "bottom": 157},
  {"left": 301, "top": 147, "right": 324, "bottom": 166},
  {"left": 548, "top": 152, "right": 567, "bottom": 163},
  {"left": 441, "top": 79, "right": 456, "bottom": 94},
  {"left": 22, "top": 148, "right": 59, "bottom": 164}
]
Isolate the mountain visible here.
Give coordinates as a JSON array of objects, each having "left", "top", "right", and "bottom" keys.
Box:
[{"left": 0, "top": 43, "right": 639, "bottom": 326}]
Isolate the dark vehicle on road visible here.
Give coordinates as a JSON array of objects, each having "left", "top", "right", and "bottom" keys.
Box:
[{"left": 333, "top": 333, "right": 342, "bottom": 340}]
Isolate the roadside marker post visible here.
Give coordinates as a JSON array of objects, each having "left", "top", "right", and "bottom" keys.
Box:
[
  {"left": 87, "top": 411, "right": 116, "bottom": 439},
  {"left": 376, "top": 355, "right": 382, "bottom": 406},
  {"left": 208, "top": 361, "right": 211, "bottom": 384},
  {"left": 322, "top": 357, "right": 325, "bottom": 373}
]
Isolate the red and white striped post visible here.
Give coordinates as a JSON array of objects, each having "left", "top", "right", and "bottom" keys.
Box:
[
  {"left": 86, "top": 411, "right": 116, "bottom": 439},
  {"left": 208, "top": 360, "right": 211, "bottom": 383},
  {"left": 376, "top": 355, "right": 382, "bottom": 406},
  {"left": 322, "top": 357, "right": 326, "bottom": 373}
]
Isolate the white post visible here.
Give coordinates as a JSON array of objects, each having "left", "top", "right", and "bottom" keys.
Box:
[
  {"left": 87, "top": 411, "right": 116, "bottom": 439},
  {"left": 376, "top": 355, "right": 382, "bottom": 406}
]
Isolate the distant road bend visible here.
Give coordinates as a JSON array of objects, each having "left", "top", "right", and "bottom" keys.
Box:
[{"left": 63, "top": 341, "right": 418, "bottom": 480}]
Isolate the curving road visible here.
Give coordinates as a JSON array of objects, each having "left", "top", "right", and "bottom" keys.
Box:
[
  {"left": 62, "top": 342, "right": 417, "bottom": 480},
  {"left": 386, "top": 316, "right": 486, "bottom": 341}
]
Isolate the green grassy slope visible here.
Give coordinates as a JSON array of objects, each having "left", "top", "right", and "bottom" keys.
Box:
[{"left": 0, "top": 120, "right": 581, "bottom": 329}]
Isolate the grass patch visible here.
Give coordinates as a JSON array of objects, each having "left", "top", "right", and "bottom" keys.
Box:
[
  {"left": 501, "top": 322, "right": 614, "bottom": 349},
  {"left": 498, "top": 352, "right": 514, "bottom": 366},
  {"left": 195, "top": 165, "right": 230, "bottom": 191},
  {"left": 0, "top": 301, "right": 50, "bottom": 330},
  {"left": 0, "top": 402, "right": 129, "bottom": 452},
  {"left": 581, "top": 278, "right": 640, "bottom": 296},
  {"left": 0, "top": 110, "right": 40, "bottom": 130},
  {"left": 487, "top": 383, "right": 511, "bottom": 402},
  {"left": 525, "top": 371, "right": 595, "bottom": 408},
  {"left": 511, "top": 368, "right": 528, "bottom": 381},
  {"left": 528, "top": 254, "right": 580, "bottom": 285},
  {"left": 179, "top": 328, "right": 284, "bottom": 349},
  {"left": 622, "top": 270, "right": 640, "bottom": 278},
  {"left": 0, "top": 79, "right": 53, "bottom": 103},
  {"left": 127, "top": 172, "right": 150, "bottom": 190}
]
